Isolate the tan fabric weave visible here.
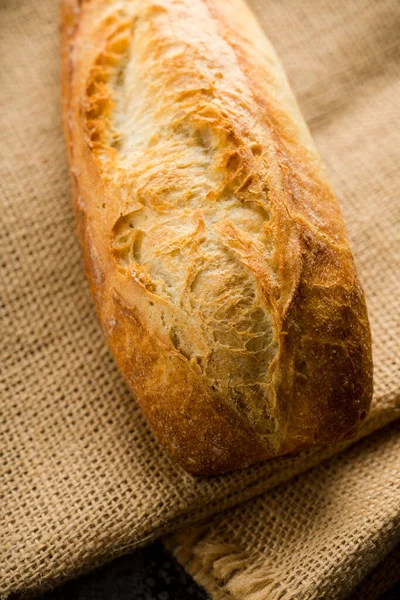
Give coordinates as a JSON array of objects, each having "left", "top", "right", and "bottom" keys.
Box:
[
  {"left": 0, "top": 0, "right": 399, "bottom": 597},
  {"left": 349, "top": 543, "right": 400, "bottom": 600},
  {"left": 169, "top": 422, "right": 400, "bottom": 600}
]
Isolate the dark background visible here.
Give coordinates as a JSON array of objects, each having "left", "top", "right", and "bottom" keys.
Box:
[
  {"left": 39, "top": 542, "right": 207, "bottom": 600},
  {"left": 37, "top": 541, "right": 399, "bottom": 600}
]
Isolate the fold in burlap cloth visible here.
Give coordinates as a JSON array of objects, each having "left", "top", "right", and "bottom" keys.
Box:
[
  {"left": 0, "top": 0, "right": 399, "bottom": 598},
  {"left": 168, "top": 422, "right": 400, "bottom": 600}
]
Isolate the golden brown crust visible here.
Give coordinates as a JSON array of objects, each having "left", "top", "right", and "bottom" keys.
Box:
[{"left": 61, "top": 0, "right": 373, "bottom": 475}]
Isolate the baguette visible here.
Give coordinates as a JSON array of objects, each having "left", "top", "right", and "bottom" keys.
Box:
[{"left": 61, "top": 0, "right": 373, "bottom": 475}]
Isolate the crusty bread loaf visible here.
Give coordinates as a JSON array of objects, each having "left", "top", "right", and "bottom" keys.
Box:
[{"left": 60, "top": 0, "right": 373, "bottom": 475}]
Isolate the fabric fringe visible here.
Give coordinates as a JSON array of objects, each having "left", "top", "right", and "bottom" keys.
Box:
[{"left": 167, "top": 533, "right": 297, "bottom": 600}]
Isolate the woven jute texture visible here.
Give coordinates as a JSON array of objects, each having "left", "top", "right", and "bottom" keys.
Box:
[
  {"left": 349, "top": 543, "right": 400, "bottom": 600},
  {"left": 169, "top": 421, "right": 400, "bottom": 600},
  {"left": 0, "top": 0, "right": 399, "bottom": 597}
]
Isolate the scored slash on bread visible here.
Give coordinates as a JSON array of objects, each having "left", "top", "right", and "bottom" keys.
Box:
[{"left": 61, "top": 0, "right": 372, "bottom": 475}]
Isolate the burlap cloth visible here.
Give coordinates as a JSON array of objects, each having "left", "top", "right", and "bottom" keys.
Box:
[
  {"left": 168, "top": 422, "right": 400, "bottom": 600},
  {"left": 0, "top": 0, "right": 399, "bottom": 598}
]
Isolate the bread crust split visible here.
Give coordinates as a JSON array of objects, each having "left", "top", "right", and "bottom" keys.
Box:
[{"left": 61, "top": 0, "right": 373, "bottom": 475}]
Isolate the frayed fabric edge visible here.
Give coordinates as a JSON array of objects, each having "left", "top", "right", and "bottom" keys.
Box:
[{"left": 165, "top": 531, "right": 296, "bottom": 600}]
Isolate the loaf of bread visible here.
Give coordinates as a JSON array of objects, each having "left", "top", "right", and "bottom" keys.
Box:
[{"left": 61, "top": 0, "right": 373, "bottom": 475}]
